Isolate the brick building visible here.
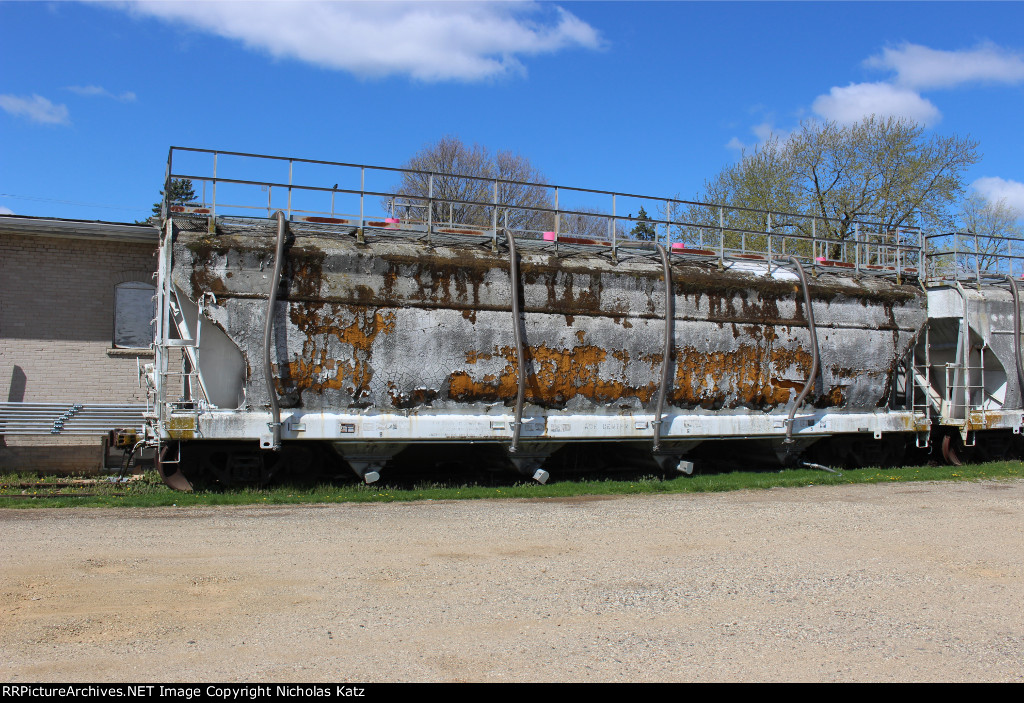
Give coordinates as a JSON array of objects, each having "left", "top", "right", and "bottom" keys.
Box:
[{"left": 0, "top": 215, "right": 159, "bottom": 471}]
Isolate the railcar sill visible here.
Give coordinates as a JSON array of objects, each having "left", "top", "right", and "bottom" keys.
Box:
[{"left": 106, "top": 348, "right": 155, "bottom": 358}]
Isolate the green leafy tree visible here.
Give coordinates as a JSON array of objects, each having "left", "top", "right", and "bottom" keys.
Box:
[
  {"left": 684, "top": 117, "right": 981, "bottom": 254},
  {"left": 629, "top": 206, "right": 658, "bottom": 241}
]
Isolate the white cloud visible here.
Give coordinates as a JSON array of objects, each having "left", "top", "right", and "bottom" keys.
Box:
[
  {"left": 866, "top": 42, "right": 1024, "bottom": 90},
  {"left": 972, "top": 177, "right": 1024, "bottom": 214},
  {"left": 0, "top": 206, "right": 15, "bottom": 215},
  {"left": 751, "top": 123, "right": 772, "bottom": 142},
  {"left": 726, "top": 122, "right": 790, "bottom": 151},
  {"left": 811, "top": 82, "right": 941, "bottom": 125},
  {"left": 67, "top": 85, "right": 137, "bottom": 102},
  {"left": 735, "top": 40, "right": 1022, "bottom": 150},
  {"left": 0, "top": 94, "right": 70, "bottom": 125},
  {"left": 725, "top": 136, "right": 746, "bottom": 151},
  {"left": 117, "top": 1, "right": 602, "bottom": 81}
]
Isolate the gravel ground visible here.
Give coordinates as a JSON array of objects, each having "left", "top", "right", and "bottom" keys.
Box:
[{"left": 1, "top": 479, "right": 1022, "bottom": 683}]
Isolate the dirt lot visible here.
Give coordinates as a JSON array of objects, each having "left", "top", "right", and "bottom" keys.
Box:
[{"left": 1, "top": 479, "right": 1022, "bottom": 683}]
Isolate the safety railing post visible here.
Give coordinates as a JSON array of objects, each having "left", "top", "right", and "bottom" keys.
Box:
[
  {"left": 920, "top": 229, "right": 926, "bottom": 280},
  {"left": 210, "top": 152, "right": 218, "bottom": 227},
  {"left": 975, "top": 231, "right": 981, "bottom": 282},
  {"left": 811, "top": 217, "right": 817, "bottom": 272},
  {"left": 953, "top": 232, "right": 959, "bottom": 279},
  {"left": 611, "top": 193, "right": 618, "bottom": 261},
  {"left": 718, "top": 206, "right": 724, "bottom": 266},
  {"left": 664, "top": 199, "right": 671, "bottom": 248},
  {"left": 554, "top": 186, "right": 560, "bottom": 255},
  {"left": 162, "top": 150, "right": 172, "bottom": 223},
  {"left": 287, "top": 159, "right": 293, "bottom": 220},
  {"left": 855, "top": 222, "right": 861, "bottom": 274},
  {"left": 427, "top": 172, "right": 434, "bottom": 245},
  {"left": 492, "top": 179, "right": 499, "bottom": 251}
]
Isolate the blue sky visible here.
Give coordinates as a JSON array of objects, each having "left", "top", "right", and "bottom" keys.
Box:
[{"left": 2, "top": 1, "right": 1024, "bottom": 223}]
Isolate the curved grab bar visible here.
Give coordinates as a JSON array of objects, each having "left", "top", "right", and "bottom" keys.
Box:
[
  {"left": 507, "top": 230, "right": 527, "bottom": 454},
  {"left": 785, "top": 256, "right": 820, "bottom": 444},
  {"left": 262, "top": 210, "right": 287, "bottom": 451},
  {"left": 653, "top": 243, "right": 675, "bottom": 452}
]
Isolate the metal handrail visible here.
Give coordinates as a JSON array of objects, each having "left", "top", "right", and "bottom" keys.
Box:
[
  {"left": 165, "top": 147, "right": 920, "bottom": 278},
  {"left": 926, "top": 231, "right": 1024, "bottom": 283},
  {"left": 167, "top": 146, "right": 913, "bottom": 231}
]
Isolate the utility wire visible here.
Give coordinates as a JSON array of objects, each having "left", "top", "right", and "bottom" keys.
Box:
[{"left": 0, "top": 193, "right": 148, "bottom": 213}]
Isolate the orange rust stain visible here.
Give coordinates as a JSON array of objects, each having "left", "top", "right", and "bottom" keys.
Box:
[
  {"left": 275, "top": 304, "right": 396, "bottom": 401},
  {"left": 448, "top": 343, "right": 659, "bottom": 407},
  {"left": 576, "top": 330, "right": 586, "bottom": 344},
  {"left": 465, "top": 349, "right": 492, "bottom": 365},
  {"left": 668, "top": 339, "right": 815, "bottom": 409},
  {"left": 386, "top": 381, "right": 439, "bottom": 409},
  {"left": 823, "top": 385, "right": 845, "bottom": 407}
]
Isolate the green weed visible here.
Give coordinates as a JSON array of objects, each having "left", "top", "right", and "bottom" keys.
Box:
[{"left": 0, "top": 461, "right": 1020, "bottom": 509}]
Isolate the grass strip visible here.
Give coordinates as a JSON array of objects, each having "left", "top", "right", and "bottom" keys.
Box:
[{"left": 0, "top": 460, "right": 1021, "bottom": 509}]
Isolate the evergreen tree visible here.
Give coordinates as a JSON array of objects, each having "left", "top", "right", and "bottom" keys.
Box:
[
  {"left": 139, "top": 179, "right": 198, "bottom": 223},
  {"left": 630, "top": 206, "right": 657, "bottom": 241}
]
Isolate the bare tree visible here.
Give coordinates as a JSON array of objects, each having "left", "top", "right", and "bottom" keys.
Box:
[
  {"left": 390, "top": 136, "right": 553, "bottom": 233},
  {"left": 955, "top": 191, "right": 1024, "bottom": 273},
  {"left": 555, "top": 206, "right": 628, "bottom": 241}
]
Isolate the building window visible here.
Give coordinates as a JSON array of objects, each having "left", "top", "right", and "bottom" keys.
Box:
[{"left": 113, "top": 281, "right": 156, "bottom": 348}]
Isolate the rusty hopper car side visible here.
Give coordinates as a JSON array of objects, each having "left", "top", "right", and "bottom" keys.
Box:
[{"left": 146, "top": 148, "right": 980, "bottom": 490}]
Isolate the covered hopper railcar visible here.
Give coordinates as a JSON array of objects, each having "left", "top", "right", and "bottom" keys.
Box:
[{"left": 143, "top": 148, "right": 1024, "bottom": 489}]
